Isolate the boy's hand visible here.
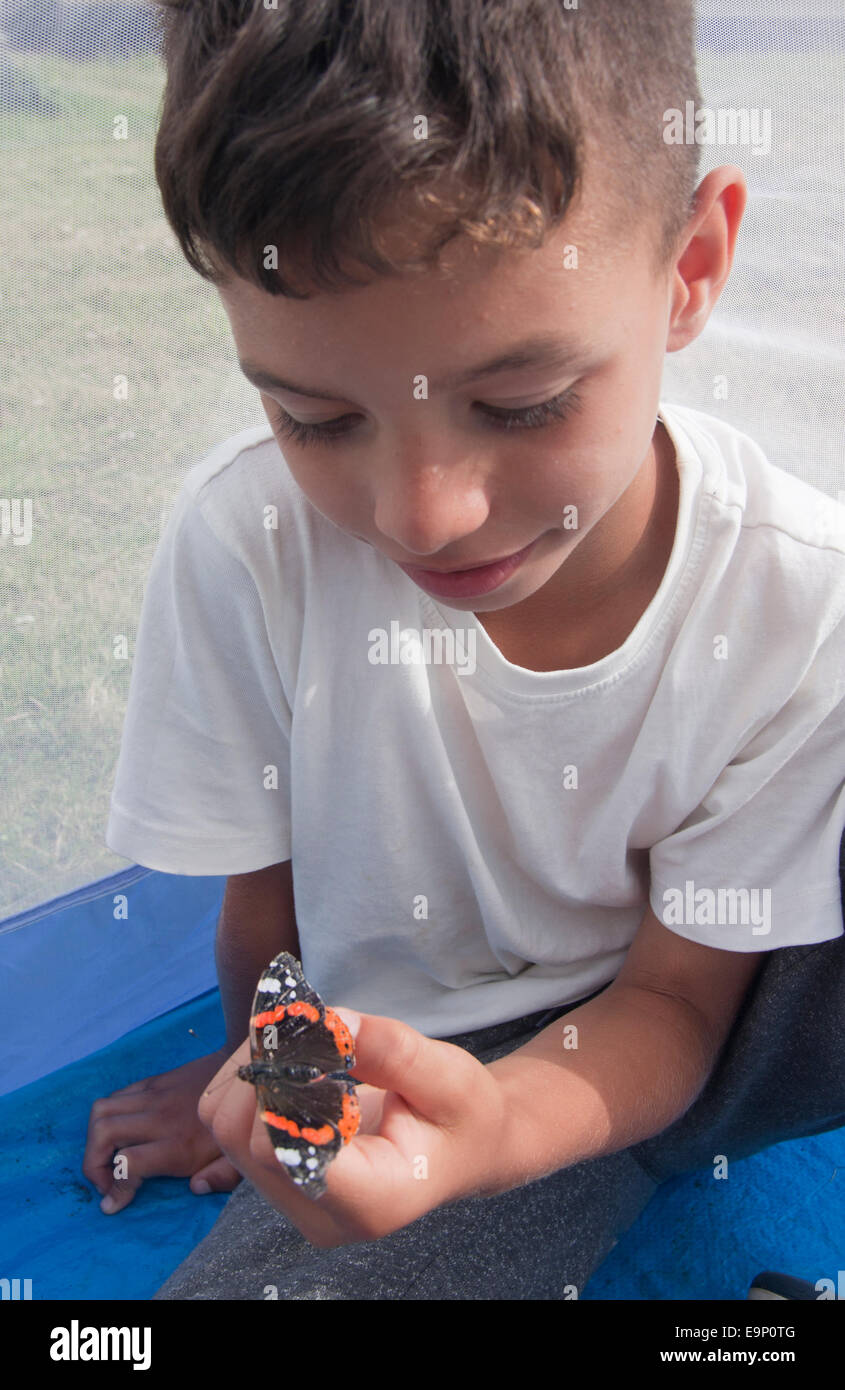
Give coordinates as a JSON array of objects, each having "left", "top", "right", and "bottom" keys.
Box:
[
  {"left": 84, "top": 1048, "right": 243, "bottom": 1214},
  {"left": 199, "top": 1010, "right": 511, "bottom": 1248}
]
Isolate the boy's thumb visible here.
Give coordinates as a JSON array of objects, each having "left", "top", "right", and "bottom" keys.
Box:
[{"left": 332, "top": 1008, "right": 462, "bottom": 1120}]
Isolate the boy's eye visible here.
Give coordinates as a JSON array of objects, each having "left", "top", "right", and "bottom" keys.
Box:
[{"left": 267, "top": 387, "right": 584, "bottom": 448}]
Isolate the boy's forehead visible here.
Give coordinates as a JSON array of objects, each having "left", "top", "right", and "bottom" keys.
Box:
[
  {"left": 216, "top": 158, "right": 659, "bottom": 352},
  {"left": 219, "top": 216, "right": 644, "bottom": 327}
]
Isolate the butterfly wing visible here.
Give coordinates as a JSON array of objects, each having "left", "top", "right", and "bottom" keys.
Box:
[
  {"left": 248, "top": 951, "right": 357, "bottom": 1076},
  {"left": 252, "top": 1073, "right": 360, "bottom": 1198}
]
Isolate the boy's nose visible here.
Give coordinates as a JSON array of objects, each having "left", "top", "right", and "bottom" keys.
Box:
[{"left": 372, "top": 451, "right": 490, "bottom": 560}]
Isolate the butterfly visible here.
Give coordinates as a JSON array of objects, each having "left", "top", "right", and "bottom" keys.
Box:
[{"left": 236, "top": 951, "right": 361, "bottom": 1198}]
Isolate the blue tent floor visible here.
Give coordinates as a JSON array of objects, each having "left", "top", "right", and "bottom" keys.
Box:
[{"left": 1, "top": 991, "right": 842, "bottom": 1300}]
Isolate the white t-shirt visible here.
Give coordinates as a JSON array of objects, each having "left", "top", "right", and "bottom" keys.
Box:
[{"left": 105, "top": 402, "right": 845, "bottom": 1035}]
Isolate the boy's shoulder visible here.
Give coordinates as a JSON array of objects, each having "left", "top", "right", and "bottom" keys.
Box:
[
  {"left": 647, "top": 404, "right": 845, "bottom": 728},
  {"left": 169, "top": 421, "right": 341, "bottom": 572},
  {"left": 181, "top": 421, "right": 301, "bottom": 518},
  {"left": 183, "top": 421, "right": 277, "bottom": 486},
  {"left": 662, "top": 401, "right": 845, "bottom": 651},
  {"left": 662, "top": 401, "right": 845, "bottom": 562}
]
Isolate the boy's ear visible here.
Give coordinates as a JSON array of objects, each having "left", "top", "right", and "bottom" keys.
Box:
[{"left": 666, "top": 165, "right": 748, "bottom": 354}]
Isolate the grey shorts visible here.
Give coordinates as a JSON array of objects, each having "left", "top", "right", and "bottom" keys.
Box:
[{"left": 153, "top": 896, "right": 845, "bottom": 1300}]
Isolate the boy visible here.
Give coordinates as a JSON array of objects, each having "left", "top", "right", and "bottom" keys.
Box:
[{"left": 86, "top": 0, "right": 845, "bottom": 1298}]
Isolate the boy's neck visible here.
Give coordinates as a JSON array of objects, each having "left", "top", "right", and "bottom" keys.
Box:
[{"left": 475, "top": 421, "right": 680, "bottom": 672}]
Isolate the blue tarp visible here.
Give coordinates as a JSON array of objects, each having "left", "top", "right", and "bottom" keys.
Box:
[{"left": 0, "top": 868, "right": 225, "bottom": 1097}]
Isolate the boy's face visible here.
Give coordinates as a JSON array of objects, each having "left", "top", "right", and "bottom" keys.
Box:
[{"left": 216, "top": 163, "right": 725, "bottom": 645}]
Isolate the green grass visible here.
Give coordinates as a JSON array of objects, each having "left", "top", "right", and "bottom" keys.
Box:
[{"left": 0, "top": 51, "right": 264, "bottom": 916}]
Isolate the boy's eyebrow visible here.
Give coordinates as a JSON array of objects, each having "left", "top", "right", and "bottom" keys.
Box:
[{"left": 238, "top": 333, "right": 594, "bottom": 400}]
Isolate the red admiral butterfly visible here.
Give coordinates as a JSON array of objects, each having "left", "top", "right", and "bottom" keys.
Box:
[{"left": 237, "top": 951, "right": 361, "bottom": 1198}]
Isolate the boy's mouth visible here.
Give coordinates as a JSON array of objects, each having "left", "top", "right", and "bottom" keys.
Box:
[{"left": 396, "top": 539, "right": 538, "bottom": 598}]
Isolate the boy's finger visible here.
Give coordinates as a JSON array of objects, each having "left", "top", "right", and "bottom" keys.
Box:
[
  {"left": 97, "top": 1139, "right": 189, "bottom": 1214},
  {"left": 197, "top": 1048, "right": 251, "bottom": 1128},
  {"left": 352, "top": 1082, "right": 386, "bottom": 1133},
  {"left": 100, "top": 1173, "right": 144, "bottom": 1214},
  {"left": 87, "top": 1090, "right": 169, "bottom": 1120},
  {"left": 199, "top": 1064, "right": 258, "bottom": 1138},
  {"left": 190, "top": 1155, "right": 242, "bottom": 1195},
  {"left": 83, "top": 1109, "right": 174, "bottom": 1195}
]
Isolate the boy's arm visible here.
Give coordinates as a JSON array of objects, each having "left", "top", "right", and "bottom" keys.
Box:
[
  {"left": 485, "top": 906, "right": 766, "bottom": 1191},
  {"left": 216, "top": 859, "right": 301, "bottom": 1051}
]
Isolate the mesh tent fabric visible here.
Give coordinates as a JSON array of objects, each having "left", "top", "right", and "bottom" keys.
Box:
[{"left": 1, "top": 2, "right": 844, "bottom": 1079}]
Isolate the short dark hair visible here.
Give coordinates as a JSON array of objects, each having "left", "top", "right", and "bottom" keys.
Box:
[{"left": 152, "top": 0, "right": 703, "bottom": 299}]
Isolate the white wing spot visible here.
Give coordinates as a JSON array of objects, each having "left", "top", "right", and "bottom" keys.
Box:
[
  {"left": 274, "top": 1148, "right": 302, "bottom": 1168},
  {"left": 257, "top": 976, "right": 282, "bottom": 994}
]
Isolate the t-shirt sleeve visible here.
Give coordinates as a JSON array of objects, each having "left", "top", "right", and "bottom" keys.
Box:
[
  {"left": 649, "top": 616, "right": 845, "bottom": 951},
  {"left": 105, "top": 487, "right": 293, "bottom": 874}
]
